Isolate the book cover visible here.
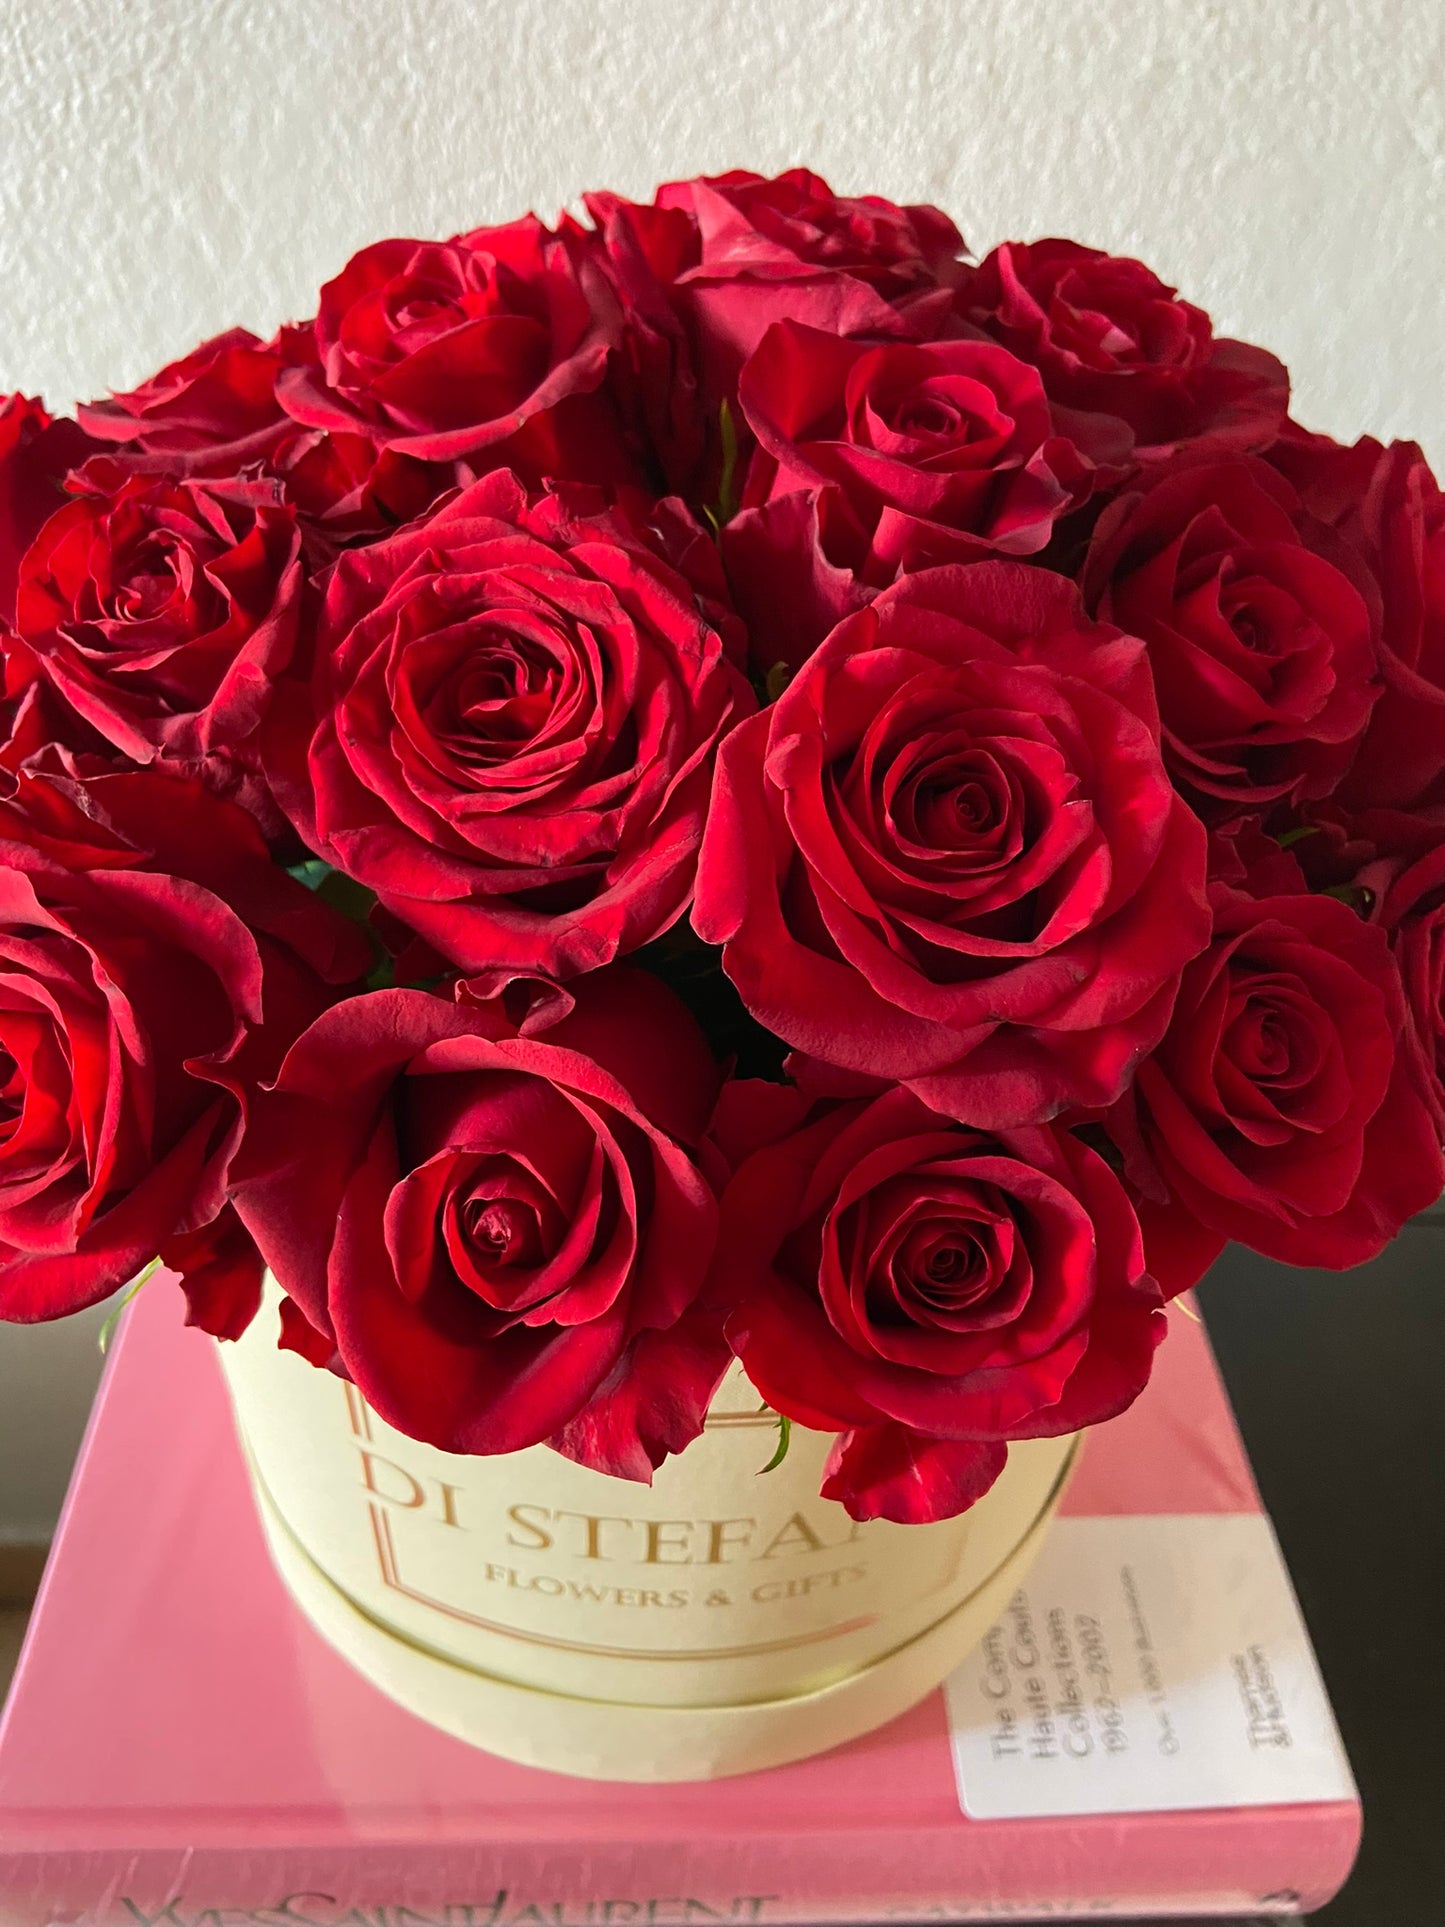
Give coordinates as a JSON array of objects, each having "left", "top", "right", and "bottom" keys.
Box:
[{"left": 0, "top": 1286, "right": 1359, "bottom": 1924}]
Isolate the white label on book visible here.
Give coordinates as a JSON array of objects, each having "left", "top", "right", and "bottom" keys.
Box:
[{"left": 945, "top": 1513, "right": 1356, "bottom": 1819}]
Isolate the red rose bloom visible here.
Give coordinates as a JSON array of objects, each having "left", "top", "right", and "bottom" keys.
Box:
[
  {"left": 0, "top": 763, "right": 367, "bottom": 1322},
  {"left": 269, "top": 469, "right": 753, "bottom": 984},
  {"left": 714, "top": 1084, "right": 1165, "bottom": 1522},
  {"left": 585, "top": 169, "right": 962, "bottom": 496},
  {"left": 230, "top": 969, "right": 727, "bottom": 1477},
  {"left": 645, "top": 166, "right": 961, "bottom": 367},
  {"left": 1296, "top": 439, "right": 1445, "bottom": 814},
  {"left": 1, "top": 394, "right": 97, "bottom": 626},
  {"left": 1376, "top": 839, "right": 1445, "bottom": 1139},
  {"left": 79, "top": 325, "right": 467, "bottom": 541},
  {"left": 693, "top": 563, "right": 1210, "bottom": 1127},
  {"left": 1112, "top": 889, "right": 1444, "bottom": 1286},
  {"left": 12, "top": 467, "right": 303, "bottom": 834},
  {"left": 1082, "top": 455, "right": 1380, "bottom": 822},
  {"left": 957, "top": 240, "right": 1288, "bottom": 456},
  {"left": 78, "top": 327, "right": 310, "bottom": 475},
  {"left": 592, "top": 166, "right": 962, "bottom": 359},
  {"left": 724, "top": 321, "right": 1122, "bottom": 670},
  {"left": 656, "top": 168, "right": 961, "bottom": 300},
  {"left": 274, "top": 218, "right": 634, "bottom": 485}
]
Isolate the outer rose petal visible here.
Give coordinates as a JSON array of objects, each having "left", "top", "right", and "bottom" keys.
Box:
[
  {"left": 278, "top": 1293, "right": 341, "bottom": 1369},
  {"left": 0, "top": 1102, "right": 238, "bottom": 1321},
  {"left": 548, "top": 1306, "right": 732, "bottom": 1483},
  {"left": 822, "top": 1428, "right": 1008, "bottom": 1525},
  {"left": 157, "top": 1203, "right": 265, "bottom": 1341},
  {"left": 77, "top": 327, "right": 307, "bottom": 474},
  {"left": 1129, "top": 1190, "right": 1226, "bottom": 1300}
]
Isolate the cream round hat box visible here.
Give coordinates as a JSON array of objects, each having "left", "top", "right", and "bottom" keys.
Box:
[{"left": 219, "top": 1283, "right": 1077, "bottom": 1781}]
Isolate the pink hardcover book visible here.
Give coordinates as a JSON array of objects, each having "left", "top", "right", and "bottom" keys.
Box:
[{"left": 0, "top": 1286, "right": 1359, "bottom": 1925}]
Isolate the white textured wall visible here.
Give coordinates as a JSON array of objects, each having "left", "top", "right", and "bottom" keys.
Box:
[{"left": 0, "top": 0, "right": 1441, "bottom": 1533}]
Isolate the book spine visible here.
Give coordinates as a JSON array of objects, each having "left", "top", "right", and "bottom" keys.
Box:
[{"left": 0, "top": 1815, "right": 1360, "bottom": 1927}]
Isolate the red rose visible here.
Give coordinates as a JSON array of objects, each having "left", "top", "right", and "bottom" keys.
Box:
[
  {"left": 1376, "top": 839, "right": 1445, "bottom": 1138},
  {"left": 78, "top": 326, "right": 467, "bottom": 541},
  {"left": 230, "top": 969, "right": 727, "bottom": 1477},
  {"left": 268, "top": 469, "right": 753, "bottom": 983},
  {"left": 273, "top": 218, "right": 635, "bottom": 487},
  {"left": 957, "top": 240, "right": 1288, "bottom": 456},
  {"left": 1111, "top": 889, "right": 1444, "bottom": 1286},
  {"left": 0, "top": 763, "right": 366, "bottom": 1321},
  {"left": 724, "top": 322, "right": 1124, "bottom": 670},
  {"left": 1253, "top": 790, "right": 1445, "bottom": 1143},
  {"left": 12, "top": 466, "right": 303, "bottom": 835},
  {"left": 78, "top": 327, "right": 310, "bottom": 475},
  {"left": 693, "top": 563, "right": 1209, "bottom": 1126},
  {"left": 648, "top": 167, "right": 961, "bottom": 368},
  {"left": 585, "top": 169, "right": 962, "bottom": 495},
  {"left": 1290, "top": 438, "right": 1445, "bottom": 813},
  {"left": 1, "top": 394, "right": 97, "bottom": 625},
  {"left": 1081, "top": 455, "right": 1380, "bottom": 822},
  {"left": 714, "top": 1084, "right": 1164, "bottom": 1522}
]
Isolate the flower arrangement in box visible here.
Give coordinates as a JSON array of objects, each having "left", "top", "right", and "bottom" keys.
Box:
[{"left": 1, "top": 171, "right": 1440, "bottom": 1778}]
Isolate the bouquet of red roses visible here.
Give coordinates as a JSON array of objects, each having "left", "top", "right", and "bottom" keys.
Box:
[{"left": 2, "top": 171, "right": 1441, "bottom": 1525}]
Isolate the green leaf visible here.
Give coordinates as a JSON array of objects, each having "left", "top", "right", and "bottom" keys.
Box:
[
  {"left": 315, "top": 869, "right": 379, "bottom": 924},
  {"left": 98, "top": 1258, "right": 163, "bottom": 1356},
  {"left": 1275, "top": 824, "right": 1322, "bottom": 850},
  {"left": 708, "top": 398, "right": 742, "bottom": 531},
  {"left": 758, "top": 1412, "right": 792, "bottom": 1475},
  {"left": 763, "top": 661, "right": 792, "bottom": 704},
  {"left": 288, "top": 855, "right": 378, "bottom": 924},
  {"left": 1321, "top": 881, "right": 1375, "bottom": 916},
  {"left": 286, "top": 855, "right": 333, "bottom": 891}
]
